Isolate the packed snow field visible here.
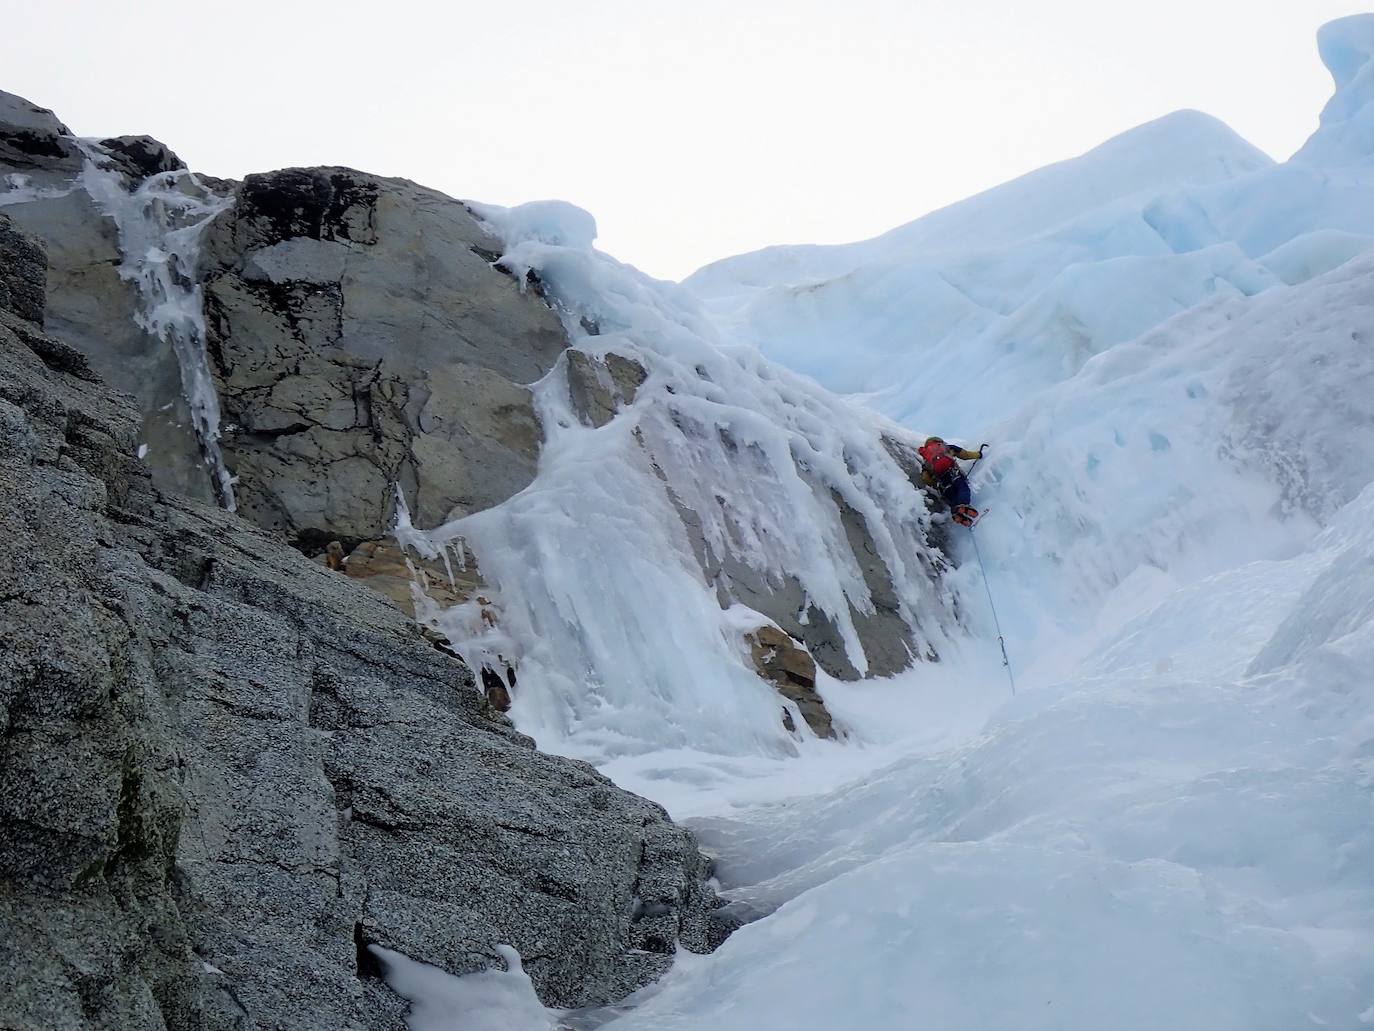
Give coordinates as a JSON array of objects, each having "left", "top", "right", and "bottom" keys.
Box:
[{"left": 378, "top": 16, "right": 1374, "bottom": 1031}]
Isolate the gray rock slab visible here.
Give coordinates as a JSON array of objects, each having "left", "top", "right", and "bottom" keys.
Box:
[
  {"left": 202, "top": 167, "right": 570, "bottom": 542},
  {"left": 0, "top": 242, "right": 723, "bottom": 1030}
]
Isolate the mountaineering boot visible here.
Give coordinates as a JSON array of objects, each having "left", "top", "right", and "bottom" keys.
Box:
[{"left": 953, "top": 504, "right": 978, "bottom": 527}]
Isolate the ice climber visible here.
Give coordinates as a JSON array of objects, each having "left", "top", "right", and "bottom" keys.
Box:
[{"left": 917, "top": 436, "right": 986, "bottom": 527}]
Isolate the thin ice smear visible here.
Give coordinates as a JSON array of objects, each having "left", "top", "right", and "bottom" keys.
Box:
[
  {"left": 0, "top": 172, "right": 75, "bottom": 208},
  {"left": 75, "top": 141, "right": 237, "bottom": 509}
]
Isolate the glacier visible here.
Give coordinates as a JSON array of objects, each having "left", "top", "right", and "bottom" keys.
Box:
[
  {"left": 591, "top": 252, "right": 1374, "bottom": 1031},
  {"left": 378, "top": 15, "right": 1374, "bottom": 1031},
  {"left": 683, "top": 19, "right": 1374, "bottom": 442},
  {"left": 388, "top": 249, "right": 1374, "bottom": 1031}
]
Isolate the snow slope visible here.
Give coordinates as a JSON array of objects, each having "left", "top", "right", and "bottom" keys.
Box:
[
  {"left": 593, "top": 248, "right": 1374, "bottom": 1031},
  {"left": 376, "top": 17, "right": 1374, "bottom": 1031}
]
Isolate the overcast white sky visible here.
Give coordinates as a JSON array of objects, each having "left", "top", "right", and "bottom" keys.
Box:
[{"left": 2, "top": 1, "right": 1365, "bottom": 279}]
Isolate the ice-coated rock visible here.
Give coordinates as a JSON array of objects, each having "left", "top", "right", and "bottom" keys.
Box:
[
  {"left": 0, "top": 93, "right": 217, "bottom": 504},
  {"left": 0, "top": 227, "right": 724, "bottom": 1029},
  {"left": 1, "top": 89, "right": 948, "bottom": 755}
]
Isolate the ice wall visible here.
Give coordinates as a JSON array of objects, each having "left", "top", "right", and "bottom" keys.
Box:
[{"left": 397, "top": 202, "right": 962, "bottom": 761}]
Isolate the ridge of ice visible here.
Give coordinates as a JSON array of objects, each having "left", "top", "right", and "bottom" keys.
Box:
[
  {"left": 686, "top": 109, "right": 1273, "bottom": 296},
  {"left": 683, "top": 20, "right": 1374, "bottom": 445},
  {"left": 1294, "top": 14, "right": 1374, "bottom": 166}
]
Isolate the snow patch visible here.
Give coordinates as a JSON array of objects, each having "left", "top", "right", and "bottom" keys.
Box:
[{"left": 370, "top": 944, "right": 555, "bottom": 1031}]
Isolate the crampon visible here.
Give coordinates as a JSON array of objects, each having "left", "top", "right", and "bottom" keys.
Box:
[{"left": 952, "top": 504, "right": 981, "bottom": 528}]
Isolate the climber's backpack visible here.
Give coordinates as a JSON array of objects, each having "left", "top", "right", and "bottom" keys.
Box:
[{"left": 918, "top": 441, "right": 956, "bottom": 478}]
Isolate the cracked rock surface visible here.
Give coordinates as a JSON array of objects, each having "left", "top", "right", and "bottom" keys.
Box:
[
  {"left": 201, "top": 167, "right": 568, "bottom": 545},
  {"left": 0, "top": 222, "right": 721, "bottom": 1030}
]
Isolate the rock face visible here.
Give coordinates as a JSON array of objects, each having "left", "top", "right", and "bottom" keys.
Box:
[
  {"left": 566, "top": 348, "right": 649, "bottom": 429},
  {"left": 200, "top": 167, "right": 568, "bottom": 546},
  {"left": 0, "top": 227, "right": 722, "bottom": 1028},
  {"left": 319, "top": 539, "right": 475, "bottom": 615},
  {"left": 96, "top": 135, "right": 186, "bottom": 182},
  {"left": 744, "top": 625, "right": 832, "bottom": 739},
  {"left": 0, "top": 90, "right": 75, "bottom": 161},
  {"left": 567, "top": 346, "right": 935, "bottom": 685},
  {"left": 0, "top": 213, "right": 45, "bottom": 323},
  {"left": 0, "top": 90, "right": 215, "bottom": 505}
]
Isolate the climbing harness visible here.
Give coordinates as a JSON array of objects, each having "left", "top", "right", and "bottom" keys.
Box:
[{"left": 969, "top": 528, "right": 1016, "bottom": 696}]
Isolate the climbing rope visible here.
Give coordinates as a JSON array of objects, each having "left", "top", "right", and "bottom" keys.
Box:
[{"left": 969, "top": 526, "right": 1016, "bottom": 696}]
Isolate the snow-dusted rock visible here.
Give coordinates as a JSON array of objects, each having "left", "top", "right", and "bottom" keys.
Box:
[
  {"left": 0, "top": 230, "right": 724, "bottom": 1028},
  {"left": 0, "top": 88, "right": 76, "bottom": 169},
  {"left": 0, "top": 94, "right": 216, "bottom": 504},
  {"left": 97, "top": 134, "right": 187, "bottom": 182}
]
